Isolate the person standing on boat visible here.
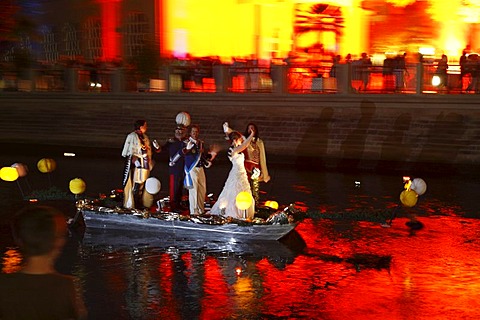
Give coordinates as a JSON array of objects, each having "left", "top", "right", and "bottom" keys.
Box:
[
  {"left": 121, "top": 119, "right": 159, "bottom": 209},
  {"left": 243, "top": 122, "right": 270, "bottom": 207},
  {"left": 210, "top": 124, "right": 255, "bottom": 220},
  {"left": 182, "top": 124, "right": 217, "bottom": 215},
  {"left": 164, "top": 124, "right": 189, "bottom": 211}
]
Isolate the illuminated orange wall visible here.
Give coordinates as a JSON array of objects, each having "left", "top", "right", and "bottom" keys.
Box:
[
  {"left": 98, "top": 0, "right": 122, "bottom": 60},
  {"left": 158, "top": 0, "right": 480, "bottom": 61},
  {"left": 160, "top": 0, "right": 376, "bottom": 61}
]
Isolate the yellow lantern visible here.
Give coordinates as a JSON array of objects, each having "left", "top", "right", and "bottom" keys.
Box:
[
  {"left": 400, "top": 189, "right": 418, "bottom": 207},
  {"left": 69, "top": 178, "right": 86, "bottom": 195},
  {"left": 37, "top": 158, "right": 56, "bottom": 173},
  {"left": 264, "top": 200, "right": 279, "bottom": 210},
  {"left": 236, "top": 191, "right": 253, "bottom": 210},
  {"left": 0, "top": 167, "right": 19, "bottom": 182}
]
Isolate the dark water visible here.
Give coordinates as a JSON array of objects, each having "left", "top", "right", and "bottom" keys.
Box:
[{"left": 1, "top": 146, "right": 480, "bottom": 319}]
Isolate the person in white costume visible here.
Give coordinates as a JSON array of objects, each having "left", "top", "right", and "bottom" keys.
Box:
[
  {"left": 210, "top": 123, "right": 255, "bottom": 219},
  {"left": 121, "top": 120, "right": 159, "bottom": 209}
]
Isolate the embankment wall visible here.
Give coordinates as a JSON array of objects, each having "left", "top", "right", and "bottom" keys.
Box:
[{"left": 1, "top": 93, "right": 479, "bottom": 173}]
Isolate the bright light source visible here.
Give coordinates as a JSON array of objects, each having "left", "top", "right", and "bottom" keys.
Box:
[
  {"left": 419, "top": 47, "right": 435, "bottom": 55},
  {"left": 63, "top": 152, "right": 76, "bottom": 157},
  {"left": 235, "top": 267, "right": 242, "bottom": 276},
  {"left": 431, "top": 75, "right": 441, "bottom": 87}
]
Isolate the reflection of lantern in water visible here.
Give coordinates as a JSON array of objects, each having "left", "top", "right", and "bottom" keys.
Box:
[
  {"left": 0, "top": 167, "right": 19, "bottom": 181},
  {"left": 69, "top": 178, "right": 86, "bottom": 195},
  {"left": 400, "top": 189, "right": 418, "bottom": 207},
  {"left": 37, "top": 158, "right": 56, "bottom": 173}
]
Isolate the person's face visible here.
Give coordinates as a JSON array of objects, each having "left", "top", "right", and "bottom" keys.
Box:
[
  {"left": 175, "top": 127, "right": 186, "bottom": 139},
  {"left": 234, "top": 137, "right": 243, "bottom": 146},
  {"left": 190, "top": 127, "right": 199, "bottom": 139}
]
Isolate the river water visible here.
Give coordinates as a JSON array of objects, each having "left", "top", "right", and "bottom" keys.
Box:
[{"left": 1, "top": 146, "right": 480, "bottom": 319}]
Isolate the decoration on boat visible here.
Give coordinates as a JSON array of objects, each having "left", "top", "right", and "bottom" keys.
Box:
[
  {"left": 400, "top": 189, "right": 418, "bottom": 207},
  {"left": 69, "top": 178, "right": 86, "bottom": 195},
  {"left": 0, "top": 167, "right": 19, "bottom": 181},
  {"left": 410, "top": 178, "right": 427, "bottom": 195},
  {"left": 236, "top": 191, "right": 253, "bottom": 210},
  {"left": 145, "top": 177, "right": 161, "bottom": 195},
  {"left": 37, "top": 158, "right": 56, "bottom": 173},
  {"left": 11, "top": 163, "right": 28, "bottom": 177},
  {"left": 175, "top": 111, "right": 191, "bottom": 127},
  {"left": 264, "top": 200, "right": 279, "bottom": 210}
]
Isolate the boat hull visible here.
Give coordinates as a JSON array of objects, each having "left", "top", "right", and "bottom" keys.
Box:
[{"left": 81, "top": 210, "right": 297, "bottom": 241}]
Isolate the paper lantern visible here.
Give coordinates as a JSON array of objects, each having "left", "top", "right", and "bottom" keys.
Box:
[
  {"left": 11, "top": 163, "right": 28, "bottom": 177},
  {"left": 410, "top": 178, "right": 427, "bottom": 196},
  {"left": 0, "top": 167, "right": 19, "bottom": 182},
  {"left": 400, "top": 189, "right": 418, "bottom": 207},
  {"left": 69, "top": 178, "right": 86, "bottom": 195},
  {"left": 37, "top": 158, "right": 56, "bottom": 173},
  {"left": 236, "top": 191, "right": 253, "bottom": 210},
  {"left": 145, "top": 177, "right": 161, "bottom": 194},
  {"left": 175, "top": 112, "right": 191, "bottom": 127},
  {"left": 264, "top": 200, "right": 279, "bottom": 210}
]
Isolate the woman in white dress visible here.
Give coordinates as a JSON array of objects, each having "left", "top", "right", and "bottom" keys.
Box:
[{"left": 210, "top": 126, "right": 255, "bottom": 219}]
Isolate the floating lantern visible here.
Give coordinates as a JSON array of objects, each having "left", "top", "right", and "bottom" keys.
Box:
[
  {"left": 236, "top": 191, "right": 253, "bottom": 210},
  {"left": 11, "top": 163, "right": 28, "bottom": 177},
  {"left": 37, "top": 158, "right": 56, "bottom": 173},
  {"left": 69, "top": 178, "right": 86, "bottom": 195},
  {"left": 235, "top": 267, "right": 242, "bottom": 276},
  {"left": 400, "top": 189, "right": 418, "bottom": 207},
  {"left": 264, "top": 200, "right": 279, "bottom": 210},
  {"left": 0, "top": 167, "right": 19, "bottom": 182},
  {"left": 175, "top": 111, "right": 191, "bottom": 127},
  {"left": 410, "top": 178, "right": 427, "bottom": 196},
  {"left": 145, "top": 177, "right": 161, "bottom": 194}
]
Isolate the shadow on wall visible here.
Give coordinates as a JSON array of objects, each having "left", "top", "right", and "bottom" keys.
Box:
[
  {"left": 294, "top": 107, "right": 334, "bottom": 169},
  {"left": 378, "top": 113, "right": 413, "bottom": 172},
  {"left": 416, "top": 112, "right": 467, "bottom": 168},
  {"left": 338, "top": 100, "right": 376, "bottom": 170}
]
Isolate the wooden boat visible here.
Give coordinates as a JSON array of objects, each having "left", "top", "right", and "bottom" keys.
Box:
[{"left": 78, "top": 204, "right": 299, "bottom": 242}]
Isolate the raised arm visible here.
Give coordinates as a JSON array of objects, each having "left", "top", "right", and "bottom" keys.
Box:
[{"left": 232, "top": 130, "right": 254, "bottom": 154}]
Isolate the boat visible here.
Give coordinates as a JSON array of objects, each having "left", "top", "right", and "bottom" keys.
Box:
[{"left": 75, "top": 200, "right": 302, "bottom": 242}]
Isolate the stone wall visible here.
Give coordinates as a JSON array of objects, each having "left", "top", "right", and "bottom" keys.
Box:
[{"left": 1, "top": 92, "right": 480, "bottom": 172}]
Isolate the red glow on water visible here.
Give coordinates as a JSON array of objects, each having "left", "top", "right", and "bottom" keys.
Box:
[
  {"left": 200, "top": 256, "right": 232, "bottom": 320},
  {"left": 156, "top": 253, "right": 181, "bottom": 319}
]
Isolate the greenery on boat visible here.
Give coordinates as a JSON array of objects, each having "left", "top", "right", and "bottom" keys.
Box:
[{"left": 26, "top": 186, "right": 74, "bottom": 201}]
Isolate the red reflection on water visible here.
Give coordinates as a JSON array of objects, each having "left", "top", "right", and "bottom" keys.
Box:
[
  {"left": 156, "top": 253, "right": 181, "bottom": 320},
  {"left": 200, "top": 256, "right": 232, "bottom": 320}
]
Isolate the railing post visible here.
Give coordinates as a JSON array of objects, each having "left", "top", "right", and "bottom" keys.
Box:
[
  {"left": 416, "top": 63, "right": 423, "bottom": 94},
  {"left": 111, "top": 68, "right": 124, "bottom": 93},
  {"left": 65, "top": 67, "right": 78, "bottom": 93},
  {"left": 336, "top": 63, "right": 352, "bottom": 94},
  {"left": 213, "top": 64, "right": 229, "bottom": 93},
  {"left": 271, "top": 64, "right": 288, "bottom": 94}
]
